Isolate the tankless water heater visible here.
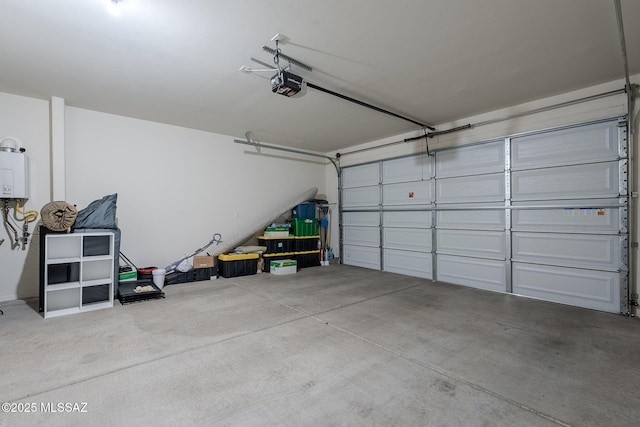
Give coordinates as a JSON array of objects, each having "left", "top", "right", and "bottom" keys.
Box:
[{"left": 0, "top": 149, "right": 29, "bottom": 199}]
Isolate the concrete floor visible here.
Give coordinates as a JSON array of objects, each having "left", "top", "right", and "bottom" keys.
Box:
[{"left": 1, "top": 264, "right": 639, "bottom": 426}]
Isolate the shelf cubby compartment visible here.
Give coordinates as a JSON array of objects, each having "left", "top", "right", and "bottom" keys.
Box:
[
  {"left": 82, "top": 284, "right": 111, "bottom": 306},
  {"left": 83, "top": 235, "right": 112, "bottom": 257},
  {"left": 46, "top": 263, "right": 80, "bottom": 285},
  {"left": 82, "top": 259, "right": 113, "bottom": 282},
  {"left": 46, "top": 235, "right": 81, "bottom": 261},
  {"left": 46, "top": 288, "right": 81, "bottom": 317}
]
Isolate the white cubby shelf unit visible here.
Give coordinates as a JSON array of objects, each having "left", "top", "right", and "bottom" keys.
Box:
[{"left": 43, "top": 232, "right": 115, "bottom": 318}]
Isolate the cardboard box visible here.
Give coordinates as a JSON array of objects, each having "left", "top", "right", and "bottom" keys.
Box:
[
  {"left": 262, "top": 252, "right": 296, "bottom": 272},
  {"left": 193, "top": 256, "right": 214, "bottom": 269},
  {"left": 270, "top": 259, "right": 297, "bottom": 275}
]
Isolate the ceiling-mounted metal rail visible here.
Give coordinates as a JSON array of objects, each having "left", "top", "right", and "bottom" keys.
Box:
[
  {"left": 613, "top": 0, "right": 637, "bottom": 136},
  {"left": 614, "top": 0, "right": 632, "bottom": 94},
  {"left": 233, "top": 136, "right": 340, "bottom": 176},
  {"left": 306, "top": 82, "right": 435, "bottom": 131},
  {"left": 263, "top": 46, "right": 313, "bottom": 72},
  {"left": 261, "top": 44, "right": 434, "bottom": 131}
]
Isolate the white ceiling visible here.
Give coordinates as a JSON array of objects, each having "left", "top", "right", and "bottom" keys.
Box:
[{"left": 1, "top": 0, "right": 639, "bottom": 153}]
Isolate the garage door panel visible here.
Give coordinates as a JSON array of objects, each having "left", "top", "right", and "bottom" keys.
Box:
[
  {"left": 384, "top": 249, "right": 432, "bottom": 279},
  {"left": 382, "top": 155, "right": 430, "bottom": 183},
  {"left": 437, "top": 204, "right": 505, "bottom": 230},
  {"left": 512, "top": 263, "right": 619, "bottom": 313},
  {"left": 437, "top": 229, "right": 506, "bottom": 260},
  {"left": 512, "top": 232, "right": 622, "bottom": 270},
  {"left": 422, "top": 155, "right": 434, "bottom": 180},
  {"left": 342, "top": 163, "right": 379, "bottom": 188},
  {"left": 343, "top": 226, "right": 379, "bottom": 247},
  {"left": 343, "top": 211, "right": 380, "bottom": 227},
  {"left": 512, "top": 207, "right": 622, "bottom": 233},
  {"left": 437, "top": 255, "right": 506, "bottom": 292},
  {"left": 343, "top": 245, "right": 380, "bottom": 270},
  {"left": 511, "top": 161, "right": 620, "bottom": 201},
  {"left": 341, "top": 117, "right": 627, "bottom": 314},
  {"left": 342, "top": 186, "right": 380, "bottom": 208},
  {"left": 511, "top": 120, "right": 620, "bottom": 170},
  {"left": 383, "top": 227, "right": 431, "bottom": 252},
  {"left": 383, "top": 211, "right": 432, "bottom": 228},
  {"left": 383, "top": 181, "right": 433, "bottom": 205},
  {"left": 436, "top": 141, "right": 504, "bottom": 178},
  {"left": 436, "top": 173, "right": 505, "bottom": 204}
]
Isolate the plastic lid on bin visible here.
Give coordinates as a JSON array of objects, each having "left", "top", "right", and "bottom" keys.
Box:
[
  {"left": 218, "top": 253, "right": 259, "bottom": 261},
  {"left": 263, "top": 252, "right": 297, "bottom": 258}
]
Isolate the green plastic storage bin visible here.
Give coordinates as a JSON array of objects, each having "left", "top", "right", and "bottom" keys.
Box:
[{"left": 292, "top": 218, "right": 318, "bottom": 236}]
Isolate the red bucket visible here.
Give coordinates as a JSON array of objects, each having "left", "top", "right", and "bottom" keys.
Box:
[{"left": 137, "top": 266, "right": 158, "bottom": 281}]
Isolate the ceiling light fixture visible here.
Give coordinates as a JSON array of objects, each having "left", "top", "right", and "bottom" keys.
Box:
[{"left": 107, "top": 0, "right": 121, "bottom": 16}]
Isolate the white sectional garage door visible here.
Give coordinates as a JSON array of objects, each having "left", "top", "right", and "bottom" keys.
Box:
[
  {"left": 340, "top": 117, "right": 629, "bottom": 313},
  {"left": 381, "top": 154, "right": 434, "bottom": 279},
  {"left": 342, "top": 163, "right": 381, "bottom": 270},
  {"left": 435, "top": 140, "right": 507, "bottom": 293}
]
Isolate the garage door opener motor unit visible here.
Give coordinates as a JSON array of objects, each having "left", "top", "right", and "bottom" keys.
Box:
[
  {"left": 269, "top": 37, "right": 305, "bottom": 98},
  {"left": 271, "top": 70, "right": 304, "bottom": 97}
]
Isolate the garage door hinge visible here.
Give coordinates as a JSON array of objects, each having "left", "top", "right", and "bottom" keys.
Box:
[{"left": 617, "top": 119, "right": 628, "bottom": 128}]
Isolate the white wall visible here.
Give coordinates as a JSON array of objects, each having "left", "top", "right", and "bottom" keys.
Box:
[
  {"left": 0, "top": 92, "right": 51, "bottom": 302},
  {"left": 0, "top": 96, "right": 325, "bottom": 302},
  {"left": 64, "top": 107, "right": 326, "bottom": 270},
  {"left": 326, "top": 75, "right": 639, "bottom": 316}
]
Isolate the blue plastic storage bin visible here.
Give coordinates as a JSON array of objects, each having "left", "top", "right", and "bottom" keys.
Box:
[{"left": 293, "top": 202, "right": 316, "bottom": 219}]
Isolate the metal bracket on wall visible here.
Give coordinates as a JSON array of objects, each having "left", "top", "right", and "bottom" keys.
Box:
[
  {"left": 621, "top": 271, "right": 630, "bottom": 315},
  {"left": 621, "top": 236, "right": 629, "bottom": 269},
  {"left": 620, "top": 205, "right": 629, "bottom": 234},
  {"left": 619, "top": 159, "right": 628, "bottom": 196},
  {"left": 617, "top": 118, "right": 628, "bottom": 158}
]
